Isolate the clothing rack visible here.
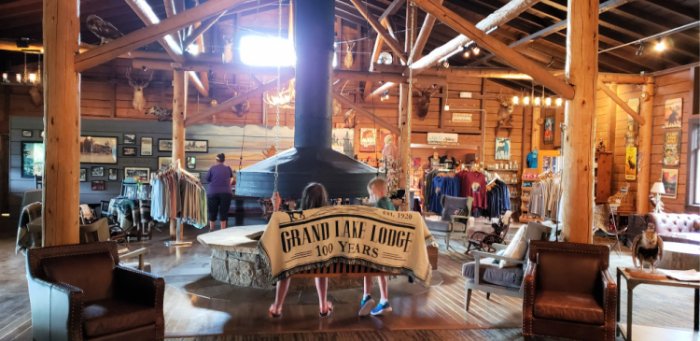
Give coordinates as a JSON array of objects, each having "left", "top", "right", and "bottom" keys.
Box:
[{"left": 151, "top": 161, "right": 207, "bottom": 247}]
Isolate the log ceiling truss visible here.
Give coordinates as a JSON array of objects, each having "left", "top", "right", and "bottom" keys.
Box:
[{"left": 0, "top": 0, "right": 697, "bottom": 101}]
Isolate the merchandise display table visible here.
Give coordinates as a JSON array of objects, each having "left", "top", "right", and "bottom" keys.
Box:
[{"left": 616, "top": 267, "right": 700, "bottom": 341}]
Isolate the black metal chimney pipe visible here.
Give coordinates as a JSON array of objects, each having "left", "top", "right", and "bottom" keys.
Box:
[
  {"left": 293, "top": 0, "right": 333, "bottom": 149},
  {"left": 234, "top": 0, "right": 377, "bottom": 199}
]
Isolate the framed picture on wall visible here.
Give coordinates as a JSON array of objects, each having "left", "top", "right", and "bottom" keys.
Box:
[
  {"left": 663, "top": 98, "right": 682, "bottom": 129},
  {"left": 123, "top": 133, "right": 136, "bottom": 145},
  {"left": 624, "top": 146, "right": 637, "bottom": 181},
  {"left": 80, "top": 136, "right": 118, "bottom": 164},
  {"left": 140, "top": 137, "right": 153, "bottom": 156},
  {"left": 91, "top": 180, "right": 106, "bottom": 191},
  {"left": 158, "top": 139, "right": 209, "bottom": 153},
  {"left": 495, "top": 137, "right": 511, "bottom": 160},
  {"left": 80, "top": 168, "right": 87, "bottom": 182},
  {"left": 186, "top": 156, "right": 196, "bottom": 170},
  {"left": 543, "top": 113, "right": 555, "bottom": 145},
  {"left": 359, "top": 128, "right": 376, "bottom": 152},
  {"left": 122, "top": 146, "right": 137, "bottom": 156},
  {"left": 20, "top": 141, "right": 44, "bottom": 178},
  {"left": 124, "top": 167, "right": 150, "bottom": 183},
  {"left": 661, "top": 168, "right": 678, "bottom": 198},
  {"left": 91, "top": 166, "right": 104, "bottom": 177},
  {"left": 158, "top": 157, "right": 173, "bottom": 170},
  {"left": 107, "top": 168, "right": 118, "bottom": 181},
  {"left": 331, "top": 128, "right": 354, "bottom": 157},
  {"left": 662, "top": 130, "right": 681, "bottom": 167}
]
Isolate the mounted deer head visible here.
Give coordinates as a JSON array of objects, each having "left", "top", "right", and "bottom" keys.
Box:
[
  {"left": 229, "top": 90, "right": 251, "bottom": 117},
  {"left": 28, "top": 85, "right": 43, "bottom": 107},
  {"left": 496, "top": 96, "right": 514, "bottom": 128},
  {"left": 126, "top": 67, "right": 153, "bottom": 112},
  {"left": 413, "top": 85, "right": 439, "bottom": 119}
]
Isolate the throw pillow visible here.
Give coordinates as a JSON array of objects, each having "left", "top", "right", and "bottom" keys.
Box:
[{"left": 499, "top": 225, "right": 527, "bottom": 268}]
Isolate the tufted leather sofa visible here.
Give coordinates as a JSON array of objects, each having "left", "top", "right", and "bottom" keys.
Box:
[{"left": 648, "top": 213, "right": 700, "bottom": 245}]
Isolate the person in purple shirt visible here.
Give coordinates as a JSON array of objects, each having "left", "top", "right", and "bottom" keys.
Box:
[{"left": 206, "top": 153, "right": 234, "bottom": 231}]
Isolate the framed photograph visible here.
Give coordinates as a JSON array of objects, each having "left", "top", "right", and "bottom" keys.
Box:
[
  {"left": 20, "top": 141, "right": 44, "bottom": 178},
  {"left": 662, "top": 130, "right": 681, "bottom": 167},
  {"left": 140, "top": 137, "right": 153, "bottom": 156},
  {"left": 107, "top": 168, "right": 118, "bottom": 181},
  {"left": 122, "top": 146, "right": 137, "bottom": 156},
  {"left": 124, "top": 167, "right": 150, "bottom": 183},
  {"left": 158, "top": 157, "right": 173, "bottom": 170},
  {"left": 663, "top": 98, "right": 682, "bottom": 129},
  {"left": 359, "top": 128, "right": 376, "bottom": 152},
  {"left": 21, "top": 130, "right": 33, "bottom": 138},
  {"left": 624, "top": 146, "right": 637, "bottom": 181},
  {"left": 91, "top": 180, "right": 107, "bottom": 191},
  {"left": 123, "top": 133, "right": 136, "bottom": 145},
  {"left": 495, "top": 137, "right": 511, "bottom": 160},
  {"left": 186, "top": 156, "right": 196, "bottom": 170},
  {"left": 80, "top": 136, "right": 117, "bottom": 164},
  {"left": 661, "top": 168, "right": 678, "bottom": 198},
  {"left": 158, "top": 139, "right": 209, "bottom": 153},
  {"left": 91, "top": 166, "right": 105, "bottom": 177},
  {"left": 331, "top": 128, "right": 354, "bottom": 157},
  {"left": 80, "top": 168, "right": 87, "bottom": 182},
  {"left": 543, "top": 115, "right": 555, "bottom": 144}
]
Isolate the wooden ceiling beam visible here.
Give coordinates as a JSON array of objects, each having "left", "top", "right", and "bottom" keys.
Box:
[
  {"left": 185, "top": 74, "right": 294, "bottom": 126},
  {"left": 408, "top": 0, "right": 440, "bottom": 64},
  {"left": 75, "top": 0, "right": 240, "bottom": 72},
  {"left": 414, "top": 0, "right": 574, "bottom": 99},
  {"left": 349, "top": 0, "right": 407, "bottom": 64},
  {"left": 598, "top": 81, "right": 645, "bottom": 124},
  {"left": 182, "top": 10, "right": 227, "bottom": 49},
  {"left": 409, "top": 0, "right": 541, "bottom": 71},
  {"left": 332, "top": 90, "right": 400, "bottom": 135}
]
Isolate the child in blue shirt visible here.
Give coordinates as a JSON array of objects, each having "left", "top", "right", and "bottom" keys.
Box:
[{"left": 359, "top": 177, "right": 394, "bottom": 316}]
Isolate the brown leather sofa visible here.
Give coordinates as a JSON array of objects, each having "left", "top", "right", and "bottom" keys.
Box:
[
  {"left": 26, "top": 242, "right": 164, "bottom": 340},
  {"left": 648, "top": 213, "right": 700, "bottom": 245},
  {"left": 523, "top": 241, "right": 617, "bottom": 341}
]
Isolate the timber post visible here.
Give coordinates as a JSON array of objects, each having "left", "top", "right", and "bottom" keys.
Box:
[
  {"left": 636, "top": 78, "right": 655, "bottom": 214},
  {"left": 171, "top": 70, "right": 187, "bottom": 239},
  {"left": 42, "top": 0, "right": 81, "bottom": 246},
  {"left": 561, "top": 0, "right": 599, "bottom": 243}
]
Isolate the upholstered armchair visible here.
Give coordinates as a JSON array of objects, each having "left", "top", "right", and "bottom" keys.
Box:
[
  {"left": 462, "top": 222, "right": 550, "bottom": 312},
  {"left": 26, "top": 242, "right": 164, "bottom": 340},
  {"left": 425, "top": 195, "right": 473, "bottom": 250},
  {"left": 523, "top": 241, "right": 617, "bottom": 341},
  {"left": 80, "top": 217, "right": 111, "bottom": 243}
]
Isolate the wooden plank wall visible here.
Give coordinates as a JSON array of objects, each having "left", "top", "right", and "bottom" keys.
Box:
[{"left": 594, "top": 66, "right": 696, "bottom": 213}]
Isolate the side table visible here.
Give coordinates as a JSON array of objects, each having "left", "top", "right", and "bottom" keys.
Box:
[{"left": 616, "top": 267, "right": 700, "bottom": 340}]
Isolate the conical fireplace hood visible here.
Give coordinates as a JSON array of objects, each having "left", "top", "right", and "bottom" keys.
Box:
[{"left": 235, "top": 0, "right": 377, "bottom": 199}]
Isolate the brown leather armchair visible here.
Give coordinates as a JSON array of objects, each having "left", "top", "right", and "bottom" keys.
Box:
[
  {"left": 26, "top": 242, "right": 164, "bottom": 340},
  {"left": 523, "top": 241, "right": 617, "bottom": 341}
]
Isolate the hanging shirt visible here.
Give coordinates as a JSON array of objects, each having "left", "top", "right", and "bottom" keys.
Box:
[{"left": 457, "top": 171, "right": 487, "bottom": 210}]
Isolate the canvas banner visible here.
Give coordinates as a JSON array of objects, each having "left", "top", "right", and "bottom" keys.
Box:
[{"left": 259, "top": 205, "right": 433, "bottom": 285}]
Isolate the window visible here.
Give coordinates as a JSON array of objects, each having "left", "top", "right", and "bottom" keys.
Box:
[
  {"left": 239, "top": 35, "right": 296, "bottom": 67},
  {"left": 690, "top": 117, "right": 700, "bottom": 207}
]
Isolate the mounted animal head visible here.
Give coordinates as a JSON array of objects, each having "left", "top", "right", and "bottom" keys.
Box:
[
  {"left": 229, "top": 90, "right": 250, "bottom": 117},
  {"left": 413, "top": 85, "right": 439, "bottom": 119},
  {"left": 126, "top": 67, "right": 153, "bottom": 112},
  {"left": 343, "top": 42, "right": 355, "bottom": 69},
  {"left": 343, "top": 109, "right": 356, "bottom": 128},
  {"left": 497, "top": 96, "right": 514, "bottom": 128},
  {"left": 145, "top": 106, "right": 172, "bottom": 122},
  {"left": 28, "top": 85, "right": 43, "bottom": 107}
]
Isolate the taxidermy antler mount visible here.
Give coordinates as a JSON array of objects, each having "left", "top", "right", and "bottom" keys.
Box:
[
  {"left": 413, "top": 85, "right": 439, "bottom": 119},
  {"left": 126, "top": 67, "right": 153, "bottom": 112}
]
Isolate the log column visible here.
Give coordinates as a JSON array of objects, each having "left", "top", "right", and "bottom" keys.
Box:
[
  {"left": 170, "top": 70, "right": 187, "bottom": 239},
  {"left": 42, "top": 0, "right": 80, "bottom": 245},
  {"left": 561, "top": 0, "right": 599, "bottom": 243},
  {"left": 636, "top": 78, "right": 655, "bottom": 213},
  {"left": 398, "top": 3, "right": 416, "bottom": 211}
]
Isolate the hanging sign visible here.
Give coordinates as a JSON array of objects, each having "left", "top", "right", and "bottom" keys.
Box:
[
  {"left": 427, "top": 132, "right": 459, "bottom": 145},
  {"left": 451, "top": 113, "right": 473, "bottom": 123},
  {"left": 625, "top": 146, "right": 637, "bottom": 181}
]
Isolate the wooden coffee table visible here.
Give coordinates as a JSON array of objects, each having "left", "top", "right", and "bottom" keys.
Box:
[{"left": 616, "top": 267, "right": 700, "bottom": 341}]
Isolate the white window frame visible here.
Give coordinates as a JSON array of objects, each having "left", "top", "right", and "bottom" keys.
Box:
[{"left": 688, "top": 117, "right": 700, "bottom": 208}]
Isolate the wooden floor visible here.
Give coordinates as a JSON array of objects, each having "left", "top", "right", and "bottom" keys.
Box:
[{"left": 1, "top": 216, "right": 698, "bottom": 340}]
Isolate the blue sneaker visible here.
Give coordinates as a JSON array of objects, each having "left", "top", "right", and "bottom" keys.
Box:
[
  {"left": 358, "top": 295, "right": 375, "bottom": 316},
  {"left": 370, "top": 300, "right": 392, "bottom": 316}
]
